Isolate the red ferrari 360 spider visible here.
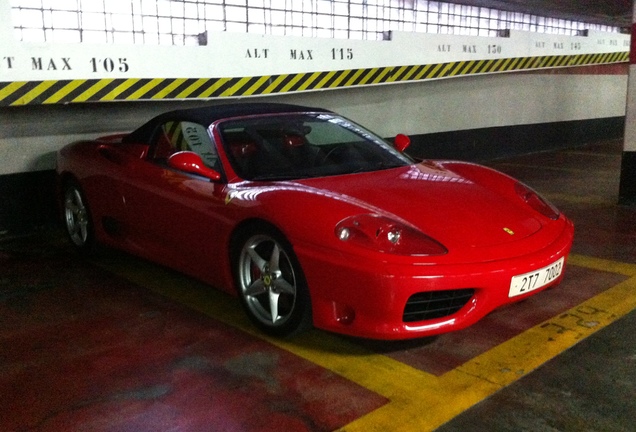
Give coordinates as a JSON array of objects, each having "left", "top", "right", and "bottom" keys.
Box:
[{"left": 57, "top": 103, "right": 573, "bottom": 340}]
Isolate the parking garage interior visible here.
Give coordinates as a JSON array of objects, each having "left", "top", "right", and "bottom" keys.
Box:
[{"left": 1, "top": 1, "right": 635, "bottom": 431}]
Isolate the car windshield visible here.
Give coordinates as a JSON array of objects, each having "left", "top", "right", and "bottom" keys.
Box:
[{"left": 217, "top": 113, "right": 413, "bottom": 181}]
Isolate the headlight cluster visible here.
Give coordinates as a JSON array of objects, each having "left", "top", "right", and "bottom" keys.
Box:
[
  {"left": 335, "top": 214, "right": 447, "bottom": 256},
  {"left": 515, "top": 182, "right": 560, "bottom": 220}
]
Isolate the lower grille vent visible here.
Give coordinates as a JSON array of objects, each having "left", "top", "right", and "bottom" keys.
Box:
[{"left": 403, "top": 289, "right": 475, "bottom": 322}]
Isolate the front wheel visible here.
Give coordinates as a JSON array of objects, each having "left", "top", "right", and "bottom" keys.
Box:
[
  {"left": 63, "top": 181, "right": 94, "bottom": 253},
  {"left": 234, "top": 229, "right": 312, "bottom": 337}
]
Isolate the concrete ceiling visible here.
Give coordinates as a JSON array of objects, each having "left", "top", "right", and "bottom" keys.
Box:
[{"left": 452, "top": 0, "right": 632, "bottom": 29}]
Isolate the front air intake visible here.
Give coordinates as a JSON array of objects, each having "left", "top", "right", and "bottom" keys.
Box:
[{"left": 403, "top": 289, "right": 475, "bottom": 322}]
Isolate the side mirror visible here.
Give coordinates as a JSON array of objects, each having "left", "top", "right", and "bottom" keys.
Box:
[
  {"left": 167, "top": 151, "right": 221, "bottom": 181},
  {"left": 394, "top": 134, "right": 411, "bottom": 153}
]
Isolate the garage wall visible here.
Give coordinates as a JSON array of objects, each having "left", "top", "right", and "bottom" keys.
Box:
[{"left": 0, "top": 68, "right": 628, "bottom": 174}]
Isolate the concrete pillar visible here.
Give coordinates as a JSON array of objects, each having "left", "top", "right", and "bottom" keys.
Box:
[{"left": 619, "top": 1, "right": 636, "bottom": 205}]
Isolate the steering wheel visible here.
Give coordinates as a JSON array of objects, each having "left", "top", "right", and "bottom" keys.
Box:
[{"left": 314, "top": 145, "right": 348, "bottom": 166}]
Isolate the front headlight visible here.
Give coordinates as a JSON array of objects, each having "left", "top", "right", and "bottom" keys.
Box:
[
  {"left": 335, "top": 214, "right": 447, "bottom": 256},
  {"left": 515, "top": 182, "right": 560, "bottom": 220}
]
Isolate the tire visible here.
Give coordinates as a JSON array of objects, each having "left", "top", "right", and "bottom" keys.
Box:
[
  {"left": 63, "top": 180, "right": 94, "bottom": 254},
  {"left": 233, "top": 227, "right": 312, "bottom": 337}
]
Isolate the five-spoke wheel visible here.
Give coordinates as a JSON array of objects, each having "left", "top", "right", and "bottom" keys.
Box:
[
  {"left": 63, "top": 181, "right": 94, "bottom": 252},
  {"left": 235, "top": 229, "right": 311, "bottom": 337}
]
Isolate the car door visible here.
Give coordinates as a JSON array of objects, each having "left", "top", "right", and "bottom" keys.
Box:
[{"left": 118, "top": 120, "right": 230, "bottom": 286}]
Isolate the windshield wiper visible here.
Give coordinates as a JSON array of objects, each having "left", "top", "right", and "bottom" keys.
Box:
[
  {"left": 250, "top": 173, "right": 314, "bottom": 181},
  {"left": 351, "top": 161, "right": 402, "bottom": 174}
]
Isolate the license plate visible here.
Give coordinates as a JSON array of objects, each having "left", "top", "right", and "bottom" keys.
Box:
[{"left": 509, "top": 257, "right": 565, "bottom": 297}]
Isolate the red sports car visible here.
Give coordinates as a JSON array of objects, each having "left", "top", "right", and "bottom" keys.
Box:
[{"left": 57, "top": 103, "right": 574, "bottom": 340}]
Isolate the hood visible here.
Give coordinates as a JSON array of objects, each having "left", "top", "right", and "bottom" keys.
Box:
[{"left": 295, "top": 163, "right": 541, "bottom": 250}]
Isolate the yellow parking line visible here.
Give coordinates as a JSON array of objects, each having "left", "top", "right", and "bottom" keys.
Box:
[
  {"left": 339, "top": 270, "right": 636, "bottom": 431},
  {"left": 568, "top": 253, "right": 636, "bottom": 277},
  {"left": 96, "top": 254, "right": 636, "bottom": 431}
]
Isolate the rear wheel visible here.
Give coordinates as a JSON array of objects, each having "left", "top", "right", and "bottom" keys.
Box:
[
  {"left": 63, "top": 181, "right": 94, "bottom": 253},
  {"left": 234, "top": 228, "right": 312, "bottom": 337}
]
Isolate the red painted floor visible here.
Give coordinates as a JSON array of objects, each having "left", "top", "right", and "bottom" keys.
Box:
[{"left": 0, "top": 239, "right": 386, "bottom": 432}]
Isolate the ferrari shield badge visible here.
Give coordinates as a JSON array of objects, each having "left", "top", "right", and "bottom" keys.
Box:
[{"left": 225, "top": 191, "right": 235, "bottom": 205}]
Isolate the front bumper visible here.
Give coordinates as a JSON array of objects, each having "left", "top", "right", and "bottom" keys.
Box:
[{"left": 296, "top": 219, "right": 574, "bottom": 340}]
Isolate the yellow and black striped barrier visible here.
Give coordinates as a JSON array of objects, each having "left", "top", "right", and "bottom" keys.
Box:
[{"left": 0, "top": 51, "right": 627, "bottom": 106}]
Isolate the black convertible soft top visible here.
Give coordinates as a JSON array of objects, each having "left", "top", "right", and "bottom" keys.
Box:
[{"left": 123, "top": 102, "right": 331, "bottom": 144}]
